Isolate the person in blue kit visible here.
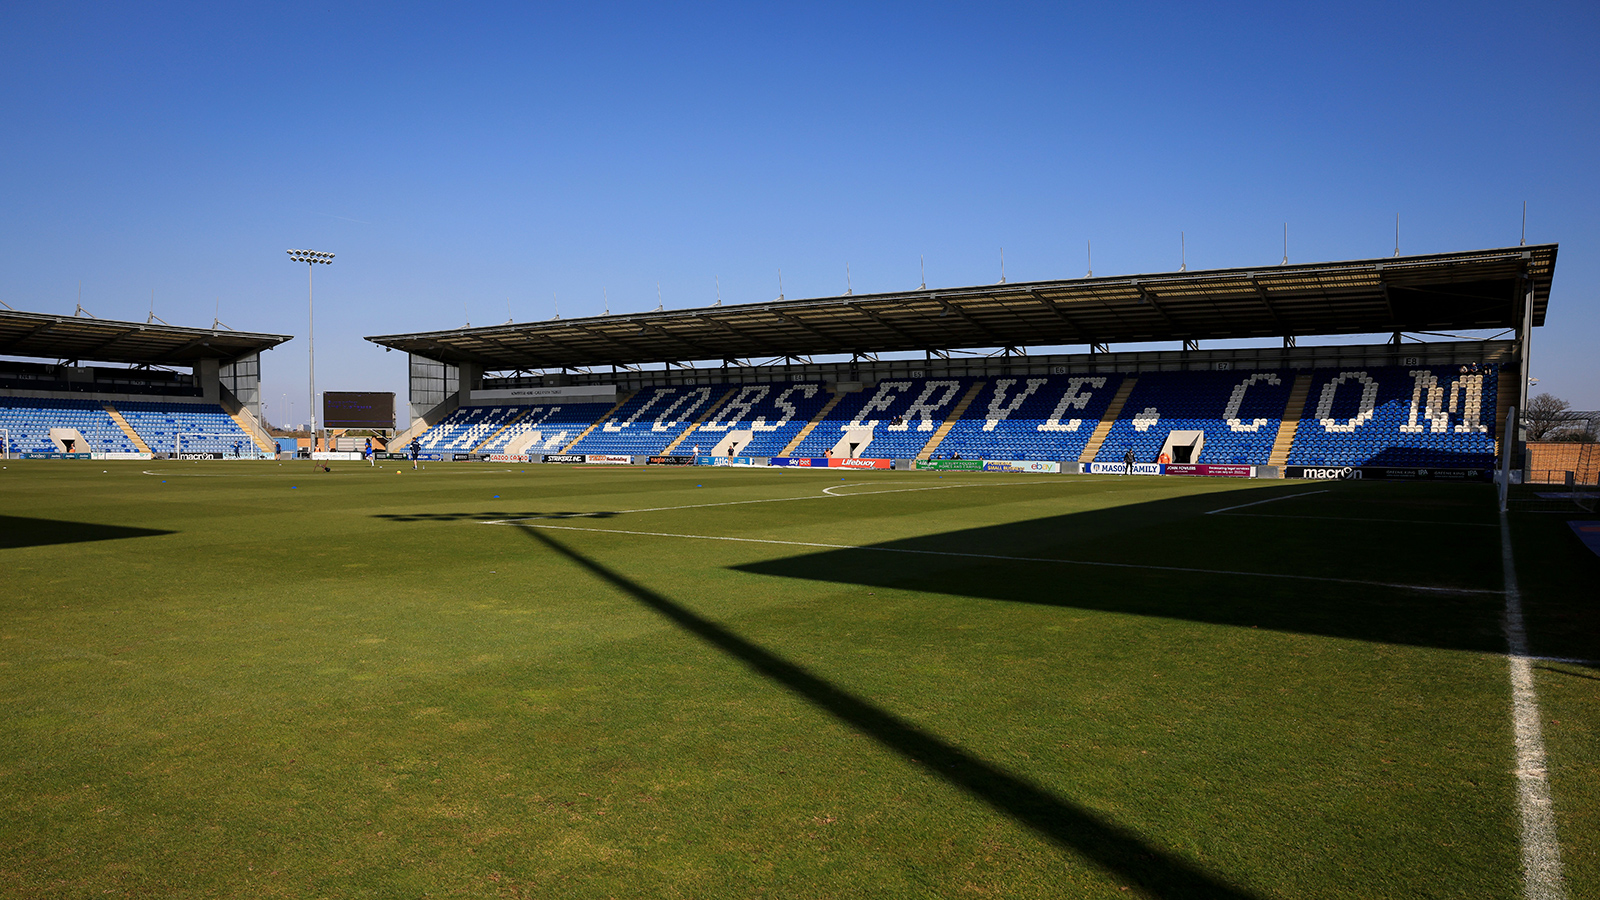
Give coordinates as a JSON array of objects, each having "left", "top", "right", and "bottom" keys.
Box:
[
  {"left": 410, "top": 438, "right": 421, "bottom": 469},
  {"left": 364, "top": 437, "right": 374, "bottom": 467}
]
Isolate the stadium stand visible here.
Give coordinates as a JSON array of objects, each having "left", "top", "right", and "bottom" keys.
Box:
[
  {"left": 672, "top": 382, "right": 832, "bottom": 458},
  {"left": 417, "top": 405, "right": 526, "bottom": 452},
  {"left": 934, "top": 375, "right": 1127, "bottom": 462},
  {"left": 394, "top": 363, "right": 1503, "bottom": 469},
  {"left": 1092, "top": 370, "right": 1295, "bottom": 465},
  {"left": 789, "top": 377, "right": 978, "bottom": 459},
  {"left": 568, "top": 386, "right": 724, "bottom": 455},
  {"left": 1285, "top": 364, "right": 1498, "bottom": 468},
  {"left": 114, "top": 400, "right": 260, "bottom": 454},
  {"left": 476, "top": 403, "right": 618, "bottom": 454},
  {"left": 0, "top": 396, "right": 139, "bottom": 454}
]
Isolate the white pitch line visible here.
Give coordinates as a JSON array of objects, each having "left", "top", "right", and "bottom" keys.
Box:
[
  {"left": 483, "top": 479, "right": 1054, "bottom": 522},
  {"left": 1499, "top": 510, "right": 1568, "bottom": 900},
  {"left": 1214, "top": 512, "right": 1498, "bottom": 528},
  {"left": 1204, "top": 489, "right": 1329, "bottom": 515},
  {"left": 498, "top": 521, "right": 1503, "bottom": 595}
]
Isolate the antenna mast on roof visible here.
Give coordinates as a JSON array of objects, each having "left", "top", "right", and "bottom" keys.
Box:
[
  {"left": 506, "top": 297, "right": 513, "bottom": 324},
  {"left": 144, "top": 288, "right": 166, "bottom": 325},
  {"left": 463, "top": 301, "right": 470, "bottom": 328},
  {"left": 1180, "top": 233, "right": 1186, "bottom": 272},
  {"left": 1395, "top": 214, "right": 1400, "bottom": 257},
  {"left": 73, "top": 281, "right": 98, "bottom": 318},
  {"left": 1281, "top": 224, "right": 1288, "bottom": 266},
  {"left": 603, "top": 288, "right": 609, "bottom": 315},
  {"left": 920, "top": 255, "right": 927, "bottom": 290},
  {"left": 999, "top": 248, "right": 1005, "bottom": 283},
  {"left": 715, "top": 276, "right": 721, "bottom": 306},
  {"left": 1521, "top": 201, "right": 1527, "bottom": 246},
  {"left": 214, "top": 297, "right": 234, "bottom": 331},
  {"left": 552, "top": 291, "right": 559, "bottom": 320},
  {"left": 777, "top": 269, "right": 784, "bottom": 301},
  {"left": 845, "top": 263, "right": 852, "bottom": 295},
  {"left": 657, "top": 281, "right": 664, "bottom": 312},
  {"left": 1085, "top": 240, "right": 1092, "bottom": 278}
]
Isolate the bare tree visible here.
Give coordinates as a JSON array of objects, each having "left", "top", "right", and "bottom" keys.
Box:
[{"left": 1525, "top": 393, "right": 1573, "bottom": 440}]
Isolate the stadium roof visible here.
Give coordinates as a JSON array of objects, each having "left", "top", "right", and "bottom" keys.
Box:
[
  {"left": 0, "top": 309, "right": 291, "bottom": 365},
  {"left": 367, "top": 244, "right": 1556, "bottom": 370}
]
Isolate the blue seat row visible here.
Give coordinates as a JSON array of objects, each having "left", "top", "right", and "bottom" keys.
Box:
[
  {"left": 676, "top": 382, "right": 832, "bottom": 458},
  {"left": 1285, "top": 365, "right": 1497, "bottom": 468},
  {"left": 1094, "top": 370, "right": 1293, "bottom": 465},
  {"left": 569, "top": 386, "right": 723, "bottom": 455},
  {"left": 937, "top": 375, "right": 1126, "bottom": 461}
]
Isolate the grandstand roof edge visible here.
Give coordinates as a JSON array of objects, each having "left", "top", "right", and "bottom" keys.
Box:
[
  {"left": 0, "top": 309, "right": 293, "bottom": 365},
  {"left": 366, "top": 243, "right": 1555, "bottom": 369}
]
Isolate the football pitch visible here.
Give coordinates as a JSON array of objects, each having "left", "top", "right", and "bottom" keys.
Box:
[{"left": 1, "top": 460, "right": 1594, "bottom": 898}]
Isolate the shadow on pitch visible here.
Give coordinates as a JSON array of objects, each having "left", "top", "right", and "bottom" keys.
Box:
[
  {"left": 373, "top": 510, "right": 619, "bottom": 523},
  {"left": 519, "top": 525, "right": 1260, "bottom": 900},
  {"left": 0, "top": 515, "right": 175, "bottom": 550},
  {"left": 723, "top": 482, "right": 1531, "bottom": 657}
]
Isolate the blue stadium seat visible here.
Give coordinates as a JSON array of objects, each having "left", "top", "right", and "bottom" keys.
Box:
[
  {"left": 936, "top": 374, "right": 1126, "bottom": 461},
  {"left": 674, "top": 382, "right": 831, "bottom": 457},
  {"left": 1285, "top": 365, "right": 1497, "bottom": 468},
  {"left": 790, "top": 377, "right": 976, "bottom": 459},
  {"left": 569, "top": 386, "right": 723, "bottom": 455},
  {"left": 1094, "top": 370, "right": 1293, "bottom": 465}
]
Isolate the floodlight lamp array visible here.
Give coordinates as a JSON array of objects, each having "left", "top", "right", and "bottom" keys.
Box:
[{"left": 286, "top": 249, "right": 335, "bottom": 264}]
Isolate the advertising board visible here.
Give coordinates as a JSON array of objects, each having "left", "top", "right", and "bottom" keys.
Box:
[
  {"left": 92, "top": 452, "right": 153, "bottom": 460},
  {"left": 1087, "top": 461, "right": 1164, "bottom": 475},
  {"left": 322, "top": 392, "right": 395, "bottom": 429},
  {"left": 830, "top": 457, "right": 891, "bottom": 469},
  {"left": 179, "top": 452, "right": 226, "bottom": 460},
  {"left": 542, "top": 454, "right": 585, "bottom": 463},
  {"left": 1362, "top": 467, "right": 1488, "bottom": 481},
  {"left": 982, "top": 460, "right": 1062, "bottom": 474},
  {"left": 1162, "top": 464, "right": 1255, "bottom": 478},
  {"left": 489, "top": 454, "right": 529, "bottom": 463},
  {"left": 21, "top": 452, "right": 92, "bottom": 459},
  {"left": 767, "top": 457, "right": 829, "bottom": 467},
  {"left": 469, "top": 384, "right": 618, "bottom": 403},
  {"left": 696, "top": 456, "right": 756, "bottom": 466},
  {"left": 451, "top": 453, "right": 488, "bottom": 462},
  {"left": 1284, "top": 466, "right": 1489, "bottom": 481},
  {"left": 917, "top": 459, "right": 983, "bottom": 471},
  {"left": 585, "top": 454, "right": 633, "bottom": 465},
  {"left": 311, "top": 451, "right": 362, "bottom": 461},
  {"left": 648, "top": 455, "right": 695, "bottom": 465},
  {"left": 1284, "top": 466, "right": 1361, "bottom": 480}
]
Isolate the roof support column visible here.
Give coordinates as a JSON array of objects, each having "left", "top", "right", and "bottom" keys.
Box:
[{"left": 1518, "top": 274, "right": 1535, "bottom": 434}]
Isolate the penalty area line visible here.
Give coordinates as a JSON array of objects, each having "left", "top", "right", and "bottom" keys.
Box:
[
  {"left": 493, "top": 520, "right": 1502, "bottom": 596},
  {"left": 1203, "top": 489, "right": 1329, "bottom": 515}
]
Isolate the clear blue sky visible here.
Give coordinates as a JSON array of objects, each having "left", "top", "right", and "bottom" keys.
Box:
[{"left": 2, "top": 1, "right": 1596, "bottom": 424}]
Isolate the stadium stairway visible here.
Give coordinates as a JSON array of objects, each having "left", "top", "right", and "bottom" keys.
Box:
[
  {"left": 472, "top": 408, "right": 531, "bottom": 453},
  {"left": 560, "top": 394, "right": 633, "bottom": 453},
  {"left": 661, "top": 387, "right": 740, "bottom": 455},
  {"left": 779, "top": 389, "right": 845, "bottom": 457},
  {"left": 1266, "top": 373, "right": 1313, "bottom": 467},
  {"left": 226, "top": 407, "right": 276, "bottom": 453},
  {"left": 103, "top": 403, "right": 152, "bottom": 453},
  {"left": 917, "top": 380, "right": 986, "bottom": 459},
  {"left": 1078, "top": 377, "right": 1137, "bottom": 462}
]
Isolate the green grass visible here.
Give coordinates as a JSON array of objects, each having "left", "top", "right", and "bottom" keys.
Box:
[{"left": 0, "top": 459, "right": 1594, "bottom": 898}]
